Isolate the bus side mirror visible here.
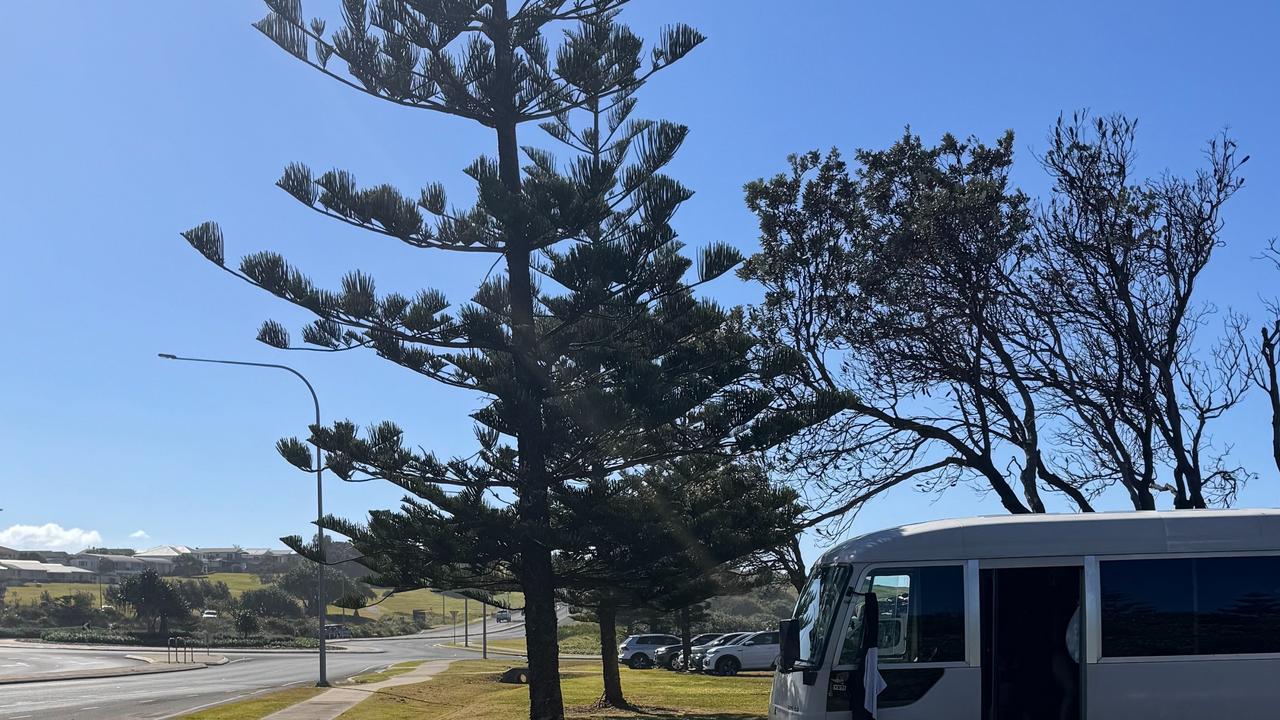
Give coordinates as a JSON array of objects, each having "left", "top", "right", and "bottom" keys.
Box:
[{"left": 778, "top": 618, "right": 800, "bottom": 672}]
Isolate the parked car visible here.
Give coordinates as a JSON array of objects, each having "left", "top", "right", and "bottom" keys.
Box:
[
  {"left": 688, "top": 632, "right": 748, "bottom": 672},
  {"left": 495, "top": 609, "right": 511, "bottom": 623},
  {"left": 323, "top": 623, "right": 352, "bottom": 639},
  {"left": 617, "top": 633, "right": 680, "bottom": 669},
  {"left": 200, "top": 609, "right": 218, "bottom": 619},
  {"left": 654, "top": 633, "right": 723, "bottom": 670},
  {"left": 703, "top": 630, "right": 780, "bottom": 676}
]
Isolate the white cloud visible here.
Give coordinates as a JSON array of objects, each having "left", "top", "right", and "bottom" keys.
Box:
[
  {"left": 0, "top": 523, "right": 103, "bottom": 551},
  {"left": 129, "top": 530, "right": 150, "bottom": 540}
]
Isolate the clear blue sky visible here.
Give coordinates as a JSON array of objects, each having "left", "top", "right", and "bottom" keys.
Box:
[{"left": 2, "top": 1, "right": 1278, "bottom": 562}]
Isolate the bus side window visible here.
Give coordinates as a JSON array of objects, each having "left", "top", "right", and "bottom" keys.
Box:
[{"left": 838, "top": 566, "right": 965, "bottom": 666}]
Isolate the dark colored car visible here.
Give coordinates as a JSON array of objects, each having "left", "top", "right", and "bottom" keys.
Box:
[
  {"left": 653, "top": 633, "right": 723, "bottom": 670},
  {"left": 688, "top": 632, "right": 748, "bottom": 672}
]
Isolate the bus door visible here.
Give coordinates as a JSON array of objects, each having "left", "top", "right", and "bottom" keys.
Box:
[
  {"left": 825, "top": 562, "right": 978, "bottom": 719},
  {"left": 979, "top": 562, "right": 1085, "bottom": 720}
]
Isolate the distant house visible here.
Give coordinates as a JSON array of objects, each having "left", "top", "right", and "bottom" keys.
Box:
[
  {"left": 71, "top": 553, "right": 175, "bottom": 580},
  {"left": 191, "top": 547, "right": 246, "bottom": 572},
  {"left": 242, "top": 548, "right": 301, "bottom": 572},
  {"left": 135, "top": 545, "right": 194, "bottom": 560},
  {"left": 0, "top": 559, "right": 95, "bottom": 583},
  {"left": 19, "top": 550, "right": 72, "bottom": 564}
]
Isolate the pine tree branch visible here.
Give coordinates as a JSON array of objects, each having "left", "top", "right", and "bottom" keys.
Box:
[{"left": 288, "top": 192, "right": 506, "bottom": 254}]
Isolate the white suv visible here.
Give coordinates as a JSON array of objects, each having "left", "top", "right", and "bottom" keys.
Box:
[
  {"left": 618, "top": 633, "right": 679, "bottom": 669},
  {"left": 703, "top": 630, "right": 779, "bottom": 675}
]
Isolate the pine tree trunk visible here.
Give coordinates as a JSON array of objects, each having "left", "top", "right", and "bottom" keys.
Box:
[
  {"left": 679, "top": 607, "right": 692, "bottom": 670},
  {"left": 490, "top": 3, "right": 563, "bottom": 716},
  {"left": 520, "top": 543, "right": 564, "bottom": 720},
  {"left": 597, "top": 603, "right": 627, "bottom": 708}
]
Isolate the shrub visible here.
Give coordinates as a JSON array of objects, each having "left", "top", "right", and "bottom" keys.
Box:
[
  {"left": 42, "top": 629, "right": 136, "bottom": 645},
  {"left": 239, "top": 587, "right": 303, "bottom": 619}
]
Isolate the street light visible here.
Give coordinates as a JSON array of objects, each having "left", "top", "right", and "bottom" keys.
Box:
[{"left": 158, "top": 352, "right": 330, "bottom": 687}]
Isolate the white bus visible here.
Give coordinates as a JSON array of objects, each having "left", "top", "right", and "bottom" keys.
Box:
[{"left": 771, "top": 509, "right": 1280, "bottom": 719}]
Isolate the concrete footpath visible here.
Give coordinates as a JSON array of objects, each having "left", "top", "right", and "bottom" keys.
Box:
[{"left": 263, "top": 660, "right": 452, "bottom": 720}]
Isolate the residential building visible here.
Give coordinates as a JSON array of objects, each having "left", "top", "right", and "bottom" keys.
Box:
[
  {"left": 0, "top": 560, "right": 95, "bottom": 583},
  {"left": 19, "top": 550, "right": 71, "bottom": 564},
  {"left": 242, "top": 548, "right": 301, "bottom": 572},
  {"left": 191, "top": 547, "right": 246, "bottom": 572},
  {"left": 135, "top": 545, "right": 194, "bottom": 560},
  {"left": 71, "top": 553, "right": 175, "bottom": 580}
]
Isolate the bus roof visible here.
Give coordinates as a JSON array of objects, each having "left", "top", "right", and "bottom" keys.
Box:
[{"left": 817, "top": 508, "right": 1280, "bottom": 565}]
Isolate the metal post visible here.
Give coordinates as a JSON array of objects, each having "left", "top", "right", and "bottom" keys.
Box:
[
  {"left": 158, "top": 353, "right": 328, "bottom": 686},
  {"left": 450, "top": 610, "right": 459, "bottom": 645},
  {"left": 464, "top": 597, "right": 469, "bottom": 647},
  {"left": 482, "top": 602, "right": 488, "bottom": 659}
]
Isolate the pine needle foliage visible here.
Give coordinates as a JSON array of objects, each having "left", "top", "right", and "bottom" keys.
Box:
[{"left": 181, "top": 3, "right": 805, "bottom": 719}]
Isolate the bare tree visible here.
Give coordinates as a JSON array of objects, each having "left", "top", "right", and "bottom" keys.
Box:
[
  {"left": 1031, "top": 114, "right": 1250, "bottom": 508},
  {"left": 743, "top": 115, "right": 1255, "bottom": 537},
  {"left": 1251, "top": 241, "right": 1280, "bottom": 477}
]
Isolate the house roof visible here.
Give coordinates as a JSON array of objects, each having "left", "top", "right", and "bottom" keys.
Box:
[
  {"left": 0, "top": 560, "right": 94, "bottom": 574},
  {"left": 817, "top": 508, "right": 1280, "bottom": 565},
  {"left": 79, "top": 553, "right": 143, "bottom": 563},
  {"left": 136, "top": 545, "right": 194, "bottom": 558},
  {"left": 194, "top": 547, "right": 244, "bottom": 554}
]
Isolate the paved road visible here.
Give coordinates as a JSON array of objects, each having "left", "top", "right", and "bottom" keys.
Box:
[
  {"left": 0, "top": 615, "right": 537, "bottom": 720},
  {"left": 0, "top": 648, "right": 142, "bottom": 678}
]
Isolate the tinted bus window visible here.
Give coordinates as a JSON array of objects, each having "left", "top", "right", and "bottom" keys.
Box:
[
  {"left": 1101, "top": 556, "right": 1280, "bottom": 657},
  {"left": 838, "top": 565, "right": 965, "bottom": 665}
]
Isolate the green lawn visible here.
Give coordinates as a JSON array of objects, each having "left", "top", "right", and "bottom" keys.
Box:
[
  {"left": 337, "top": 660, "right": 770, "bottom": 720},
  {"left": 2, "top": 582, "right": 107, "bottom": 607},
  {"left": 204, "top": 572, "right": 268, "bottom": 595},
  {"left": 1, "top": 575, "right": 521, "bottom": 628},
  {"left": 467, "top": 622, "right": 601, "bottom": 656},
  {"left": 176, "top": 687, "right": 325, "bottom": 720}
]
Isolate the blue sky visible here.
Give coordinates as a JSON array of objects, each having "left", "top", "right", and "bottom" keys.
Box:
[{"left": 1, "top": 1, "right": 1278, "bottom": 562}]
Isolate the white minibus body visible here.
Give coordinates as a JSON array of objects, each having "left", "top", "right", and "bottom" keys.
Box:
[{"left": 770, "top": 509, "right": 1280, "bottom": 719}]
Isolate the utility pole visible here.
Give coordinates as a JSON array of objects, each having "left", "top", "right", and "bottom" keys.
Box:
[
  {"left": 464, "top": 597, "right": 469, "bottom": 647},
  {"left": 482, "top": 602, "right": 488, "bottom": 659}
]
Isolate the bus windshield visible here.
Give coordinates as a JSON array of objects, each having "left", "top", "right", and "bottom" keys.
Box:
[{"left": 792, "top": 564, "right": 852, "bottom": 667}]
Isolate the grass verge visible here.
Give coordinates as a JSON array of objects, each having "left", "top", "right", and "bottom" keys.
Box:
[
  {"left": 176, "top": 687, "right": 325, "bottom": 720},
  {"left": 450, "top": 622, "right": 602, "bottom": 656},
  {"left": 348, "top": 660, "right": 426, "bottom": 684},
  {"left": 337, "top": 660, "right": 769, "bottom": 720}
]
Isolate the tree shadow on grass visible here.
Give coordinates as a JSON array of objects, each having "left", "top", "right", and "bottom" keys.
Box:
[{"left": 569, "top": 705, "right": 762, "bottom": 720}]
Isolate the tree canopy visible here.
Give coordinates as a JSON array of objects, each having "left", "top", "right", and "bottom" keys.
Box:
[
  {"left": 183, "top": 3, "right": 803, "bottom": 718},
  {"left": 742, "top": 114, "right": 1251, "bottom": 535}
]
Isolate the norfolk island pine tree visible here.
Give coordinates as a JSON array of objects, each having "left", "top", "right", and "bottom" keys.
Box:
[{"left": 178, "top": 2, "right": 818, "bottom": 718}]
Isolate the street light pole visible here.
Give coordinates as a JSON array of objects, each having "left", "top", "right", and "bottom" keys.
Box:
[{"left": 158, "top": 352, "right": 329, "bottom": 687}]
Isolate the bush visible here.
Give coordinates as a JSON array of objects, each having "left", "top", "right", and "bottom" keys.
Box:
[
  {"left": 239, "top": 587, "right": 303, "bottom": 618},
  {"left": 345, "top": 616, "right": 422, "bottom": 638},
  {"left": 42, "top": 629, "right": 136, "bottom": 644},
  {"left": 38, "top": 627, "right": 320, "bottom": 649}
]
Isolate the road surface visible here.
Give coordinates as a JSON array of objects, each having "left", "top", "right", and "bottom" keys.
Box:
[
  {"left": 0, "top": 647, "right": 142, "bottom": 678},
  {"left": 0, "top": 614, "right": 540, "bottom": 720}
]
